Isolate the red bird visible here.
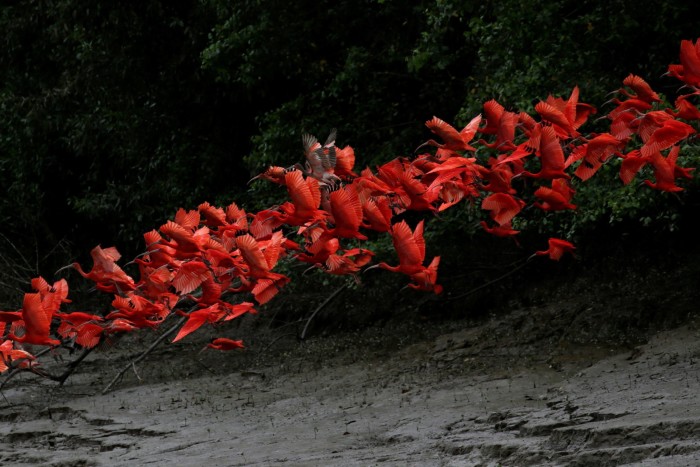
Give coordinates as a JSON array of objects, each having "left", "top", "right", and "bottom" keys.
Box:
[
  {"left": 533, "top": 238, "right": 576, "bottom": 261},
  {"left": 416, "top": 115, "right": 481, "bottom": 153},
  {"left": 7, "top": 293, "right": 61, "bottom": 346},
  {"left": 271, "top": 170, "right": 327, "bottom": 227},
  {"left": 533, "top": 179, "right": 577, "bottom": 212},
  {"left": 234, "top": 232, "right": 290, "bottom": 304},
  {"left": 667, "top": 38, "right": 700, "bottom": 88},
  {"left": 666, "top": 93, "right": 700, "bottom": 121},
  {"left": 619, "top": 150, "right": 649, "bottom": 185},
  {"left": 618, "top": 74, "right": 661, "bottom": 103},
  {"left": 640, "top": 119, "right": 696, "bottom": 158},
  {"left": 360, "top": 196, "right": 393, "bottom": 233},
  {"left": 480, "top": 220, "right": 520, "bottom": 239},
  {"left": 481, "top": 193, "right": 525, "bottom": 226},
  {"left": 325, "top": 185, "right": 367, "bottom": 240},
  {"left": 0, "top": 339, "right": 36, "bottom": 373},
  {"left": 206, "top": 337, "right": 245, "bottom": 351},
  {"left": 173, "top": 302, "right": 255, "bottom": 342},
  {"left": 60, "top": 245, "right": 136, "bottom": 294},
  {"left": 248, "top": 165, "right": 297, "bottom": 185},
  {"left": 643, "top": 148, "right": 688, "bottom": 192},
  {"left": 366, "top": 220, "right": 442, "bottom": 294},
  {"left": 568, "top": 133, "right": 625, "bottom": 181},
  {"left": 520, "top": 125, "right": 570, "bottom": 180}
]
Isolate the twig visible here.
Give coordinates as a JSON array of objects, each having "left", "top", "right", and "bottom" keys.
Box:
[
  {"left": 131, "top": 362, "right": 141, "bottom": 382},
  {"left": 54, "top": 346, "right": 96, "bottom": 385},
  {"left": 299, "top": 283, "right": 348, "bottom": 340},
  {"left": 443, "top": 258, "right": 530, "bottom": 301},
  {"left": 0, "top": 346, "right": 56, "bottom": 390},
  {"left": 101, "top": 315, "right": 187, "bottom": 394},
  {"left": 0, "top": 232, "right": 33, "bottom": 272},
  {"left": 253, "top": 332, "right": 298, "bottom": 367}
]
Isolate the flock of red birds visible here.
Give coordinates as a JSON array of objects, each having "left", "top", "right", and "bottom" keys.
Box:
[{"left": 2, "top": 38, "right": 699, "bottom": 377}]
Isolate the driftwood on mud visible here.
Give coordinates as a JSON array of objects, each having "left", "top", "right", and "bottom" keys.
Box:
[
  {"left": 101, "top": 315, "right": 187, "bottom": 394},
  {"left": 299, "top": 283, "right": 348, "bottom": 341}
]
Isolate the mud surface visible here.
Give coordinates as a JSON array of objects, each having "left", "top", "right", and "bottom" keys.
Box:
[{"left": 2, "top": 237, "right": 700, "bottom": 466}]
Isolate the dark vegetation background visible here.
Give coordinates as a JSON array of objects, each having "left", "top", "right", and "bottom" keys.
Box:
[{"left": 1, "top": 0, "right": 699, "bottom": 320}]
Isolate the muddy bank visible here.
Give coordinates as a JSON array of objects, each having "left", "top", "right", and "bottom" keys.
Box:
[
  {"left": 2, "top": 228, "right": 700, "bottom": 466},
  {"left": 1, "top": 304, "right": 699, "bottom": 466}
]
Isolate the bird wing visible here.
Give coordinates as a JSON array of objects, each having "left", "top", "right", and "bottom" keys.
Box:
[
  {"left": 538, "top": 126, "right": 566, "bottom": 173},
  {"left": 285, "top": 170, "right": 319, "bottom": 213},
  {"left": 391, "top": 221, "right": 423, "bottom": 267},
  {"left": 235, "top": 234, "right": 270, "bottom": 274},
  {"left": 330, "top": 187, "right": 363, "bottom": 233},
  {"left": 21, "top": 293, "right": 52, "bottom": 338}
]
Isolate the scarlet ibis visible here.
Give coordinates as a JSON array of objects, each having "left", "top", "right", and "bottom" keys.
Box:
[
  {"left": 619, "top": 74, "right": 661, "bottom": 103},
  {"left": 640, "top": 119, "right": 696, "bottom": 158},
  {"left": 172, "top": 304, "right": 225, "bottom": 342},
  {"left": 519, "top": 126, "right": 570, "bottom": 180},
  {"left": 206, "top": 337, "right": 245, "bottom": 351},
  {"left": 365, "top": 220, "right": 442, "bottom": 294},
  {"left": 333, "top": 145, "right": 357, "bottom": 179},
  {"left": 608, "top": 110, "right": 637, "bottom": 141},
  {"left": 601, "top": 99, "right": 652, "bottom": 120},
  {"left": 58, "top": 245, "right": 136, "bottom": 294},
  {"left": 325, "top": 185, "right": 367, "bottom": 240},
  {"left": 481, "top": 193, "right": 525, "bottom": 226},
  {"left": 535, "top": 87, "right": 592, "bottom": 138},
  {"left": 295, "top": 232, "right": 341, "bottom": 265},
  {"left": 568, "top": 133, "right": 625, "bottom": 181},
  {"left": 173, "top": 302, "right": 254, "bottom": 342},
  {"left": 426, "top": 156, "right": 479, "bottom": 190},
  {"left": 0, "top": 339, "right": 36, "bottom": 373},
  {"left": 479, "top": 161, "right": 517, "bottom": 195},
  {"left": 480, "top": 220, "right": 520, "bottom": 238},
  {"left": 30, "top": 277, "right": 71, "bottom": 318},
  {"left": 479, "top": 110, "right": 517, "bottom": 152},
  {"left": 435, "top": 180, "right": 474, "bottom": 212},
  {"left": 198, "top": 202, "right": 228, "bottom": 228},
  {"left": 320, "top": 248, "right": 374, "bottom": 275},
  {"left": 405, "top": 256, "right": 442, "bottom": 294},
  {"left": 533, "top": 179, "right": 577, "bottom": 212},
  {"left": 171, "top": 260, "right": 212, "bottom": 295},
  {"left": 234, "top": 232, "right": 290, "bottom": 304},
  {"left": 56, "top": 312, "right": 104, "bottom": 347},
  {"left": 248, "top": 165, "right": 298, "bottom": 185},
  {"left": 159, "top": 220, "right": 218, "bottom": 259},
  {"left": 480, "top": 100, "right": 506, "bottom": 135},
  {"left": 533, "top": 238, "right": 576, "bottom": 261},
  {"left": 666, "top": 93, "right": 700, "bottom": 121},
  {"left": 7, "top": 293, "right": 61, "bottom": 346},
  {"left": 268, "top": 170, "right": 327, "bottom": 227},
  {"left": 535, "top": 101, "right": 575, "bottom": 138},
  {"left": 667, "top": 39, "right": 700, "bottom": 88},
  {"left": 415, "top": 115, "right": 481, "bottom": 153},
  {"left": 643, "top": 148, "right": 687, "bottom": 192},
  {"left": 636, "top": 111, "right": 675, "bottom": 144},
  {"left": 618, "top": 149, "right": 647, "bottom": 185},
  {"left": 360, "top": 196, "right": 393, "bottom": 233}
]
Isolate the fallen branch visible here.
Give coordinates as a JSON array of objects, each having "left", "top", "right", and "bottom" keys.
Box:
[
  {"left": 0, "top": 346, "right": 55, "bottom": 390},
  {"left": 299, "top": 283, "right": 348, "bottom": 341},
  {"left": 443, "top": 258, "right": 530, "bottom": 301},
  {"left": 102, "top": 315, "right": 187, "bottom": 394}
]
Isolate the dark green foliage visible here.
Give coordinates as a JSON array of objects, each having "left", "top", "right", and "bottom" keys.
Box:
[
  {"left": 0, "top": 1, "right": 251, "bottom": 262},
  {"left": 456, "top": 0, "right": 698, "bottom": 118},
  {"left": 0, "top": 0, "right": 697, "bottom": 287}
]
